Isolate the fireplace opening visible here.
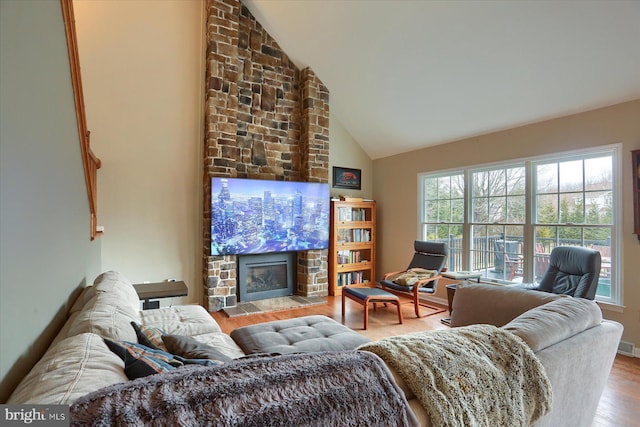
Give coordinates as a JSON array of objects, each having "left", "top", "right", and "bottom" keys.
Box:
[{"left": 238, "top": 252, "right": 296, "bottom": 302}]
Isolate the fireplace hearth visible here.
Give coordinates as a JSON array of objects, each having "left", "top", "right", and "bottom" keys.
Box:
[{"left": 238, "top": 252, "right": 296, "bottom": 302}]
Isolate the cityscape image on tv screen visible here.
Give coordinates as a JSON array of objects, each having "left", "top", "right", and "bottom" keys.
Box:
[{"left": 211, "top": 177, "right": 330, "bottom": 255}]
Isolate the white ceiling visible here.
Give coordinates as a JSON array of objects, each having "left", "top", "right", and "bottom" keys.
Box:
[{"left": 243, "top": 0, "right": 640, "bottom": 160}]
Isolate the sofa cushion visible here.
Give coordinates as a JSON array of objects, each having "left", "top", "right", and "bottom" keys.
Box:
[
  {"left": 92, "top": 270, "right": 141, "bottom": 314},
  {"left": 139, "top": 305, "right": 222, "bottom": 336},
  {"left": 7, "top": 333, "right": 128, "bottom": 405},
  {"left": 68, "top": 286, "right": 97, "bottom": 315},
  {"left": 503, "top": 297, "right": 603, "bottom": 352},
  {"left": 450, "top": 282, "right": 565, "bottom": 327},
  {"left": 230, "top": 315, "right": 370, "bottom": 355},
  {"left": 65, "top": 292, "right": 140, "bottom": 342}
]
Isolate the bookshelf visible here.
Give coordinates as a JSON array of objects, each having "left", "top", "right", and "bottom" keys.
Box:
[{"left": 329, "top": 200, "right": 376, "bottom": 296}]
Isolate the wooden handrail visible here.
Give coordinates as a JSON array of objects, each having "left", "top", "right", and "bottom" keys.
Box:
[{"left": 60, "top": 0, "right": 102, "bottom": 240}]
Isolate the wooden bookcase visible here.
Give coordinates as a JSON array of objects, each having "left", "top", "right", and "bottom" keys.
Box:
[
  {"left": 633, "top": 149, "right": 640, "bottom": 242},
  {"left": 329, "top": 200, "right": 376, "bottom": 295}
]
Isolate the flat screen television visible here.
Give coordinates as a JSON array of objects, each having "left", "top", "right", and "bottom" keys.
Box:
[{"left": 211, "top": 177, "right": 330, "bottom": 255}]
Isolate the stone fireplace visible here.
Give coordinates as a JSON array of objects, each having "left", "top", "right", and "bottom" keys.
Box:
[{"left": 203, "top": 0, "right": 330, "bottom": 311}]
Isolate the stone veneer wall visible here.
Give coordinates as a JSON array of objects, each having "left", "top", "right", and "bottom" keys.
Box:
[{"left": 203, "top": 0, "right": 330, "bottom": 311}]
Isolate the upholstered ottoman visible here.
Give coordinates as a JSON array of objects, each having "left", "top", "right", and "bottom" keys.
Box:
[{"left": 230, "top": 315, "right": 370, "bottom": 355}]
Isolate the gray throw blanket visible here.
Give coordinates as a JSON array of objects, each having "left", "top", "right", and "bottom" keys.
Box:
[
  {"left": 70, "top": 351, "right": 419, "bottom": 427},
  {"left": 358, "top": 325, "right": 552, "bottom": 427}
]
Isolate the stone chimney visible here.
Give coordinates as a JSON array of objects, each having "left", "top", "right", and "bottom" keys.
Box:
[{"left": 203, "top": 0, "right": 330, "bottom": 311}]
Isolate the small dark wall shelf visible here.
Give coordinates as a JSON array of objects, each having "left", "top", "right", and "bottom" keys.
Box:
[{"left": 133, "top": 281, "right": 188, "bottom": 310}]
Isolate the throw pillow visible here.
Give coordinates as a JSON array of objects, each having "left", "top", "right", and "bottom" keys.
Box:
[
  {"left": 389, "top": 268, "right": 436, "bottom": 287},
  {"left": 122, "top": 350, "right": 175, "bottom": 380},
  {"left": 105, "top": 338, "right": 220, "bottom": 380},
  {"left": 104, "top": 339, "right": 178, "bottom": 380},
  {"left": 131, "top": 322, "right": 167, "bottom": 351},
  {"left": 162, "top": 335, "right": 232, "bottom": 363}
]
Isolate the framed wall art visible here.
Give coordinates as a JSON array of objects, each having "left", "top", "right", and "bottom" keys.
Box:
[{"left": 332, "top": 167, "right": 361, "bottom": 190}]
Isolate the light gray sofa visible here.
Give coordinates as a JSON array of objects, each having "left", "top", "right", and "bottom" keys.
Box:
[
  {"left": 6, "top": 271, "right": 365, "bottom": 405},
  {"left": 443, "top": 282, "right": 623, "bottom": 427},
  {"left": 7, "top": 272, "right": 622, "bottom": 427}
]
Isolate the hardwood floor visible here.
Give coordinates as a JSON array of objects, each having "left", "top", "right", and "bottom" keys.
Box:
[
  {"left": 212, "top": 296, "right": 640, "bottom": 427},
  {"left": 593, "top": 353, "right": 640, "bottom": 427}
]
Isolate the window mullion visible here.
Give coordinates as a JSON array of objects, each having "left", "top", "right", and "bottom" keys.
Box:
[
  {"left": 523, "top": 161, "right": 534, "bottom": 283},
  {"left": 462, "top": 170, "right": 471, "bottom": 270}
]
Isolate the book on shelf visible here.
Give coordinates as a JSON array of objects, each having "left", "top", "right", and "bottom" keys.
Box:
[
  {"left": 337, "top": 229, "right": 371, "bottom": 243},
  {"left": 337, "top": 207, "right": 353, "bottom": 222},
  {"left": 336, "top": 271, "right": 366, "bottom": 287},
  {"left": 352, "top": 208, "right": 366, "bottom": 221},
  {"left": 337, "top": 250, "right": 366, "bottom": 264},
  {"left": 353, "top": 229, "right": 371, "bottom": 242},
  {"left": 336, "top": 207, "right": 368, "bottom": 222}
]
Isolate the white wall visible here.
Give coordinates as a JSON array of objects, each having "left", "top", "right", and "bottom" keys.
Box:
[
  {"left": 329, "top": 112, "right": 373, "bottom": 199},
  {"left": 73, "top": 0, "right": 205, "bottom": 305},
  {"left": 0, "top": 0, "right": 102, "bottom": 402}
]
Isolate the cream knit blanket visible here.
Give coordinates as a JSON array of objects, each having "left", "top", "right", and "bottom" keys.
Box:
[{"left": 359, "top": 324, "right": 552, "bottom": 427}]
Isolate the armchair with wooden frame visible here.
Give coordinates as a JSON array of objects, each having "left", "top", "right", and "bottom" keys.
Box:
[{"left": 380, "top": 241, "right": 448, "bottom": 317}]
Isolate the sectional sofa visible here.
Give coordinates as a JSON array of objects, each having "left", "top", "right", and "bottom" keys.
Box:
[{"left": 6, "top": 271, "right": 622, "bottom": 427}]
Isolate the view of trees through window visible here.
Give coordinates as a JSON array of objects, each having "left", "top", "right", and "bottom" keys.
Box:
[
  {"left": 470, "top": 166, "right": 526, "bottom": 282},
  {"left": 535, "top": 157, "right": 613, "bottom": 242},
  {"left": 420, "top": 150, "right": 617, "bottom": 302}
]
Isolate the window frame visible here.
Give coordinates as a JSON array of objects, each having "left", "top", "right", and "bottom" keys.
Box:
[
  {"left": 418, "top": 171, "right": 466, "bottom": 272},
  {"left": 418, "top": 144, "right": 622, "bottom": 305}
]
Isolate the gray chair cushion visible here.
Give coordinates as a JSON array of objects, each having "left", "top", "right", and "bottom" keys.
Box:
[{"left": 230, "top": 315, "right": 370, "bottom": 355}]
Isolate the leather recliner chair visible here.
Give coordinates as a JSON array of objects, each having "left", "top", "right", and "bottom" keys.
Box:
[{"left": 525, "top": 246, "right": 601, "bottom": 300}]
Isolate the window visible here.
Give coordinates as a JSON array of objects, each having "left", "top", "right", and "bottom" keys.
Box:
[
  {"left": 533, "top": 154, "right": 615, "bottom": 300},
  {"left": 421, "top": 173, "right": 464, "bottom": 271},
  {"left": 419, "top": 146, "right": 621, "bottom": 304},
  {"left": 470, "top": 165, "right": 526, "bottom": 283}
]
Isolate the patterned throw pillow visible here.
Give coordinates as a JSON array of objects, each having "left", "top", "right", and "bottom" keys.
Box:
[
  {"left": 389, "top": 268, "right": 437, "bottom": 287},
  {"left": 104, "top": 339, "right": 220, "bottom": 380},
  {"left": 104, "top": 339, "right": 179, "bottom": 380},
  {"left": 131, "top": 322, "right": 167, "bottom": 351}
]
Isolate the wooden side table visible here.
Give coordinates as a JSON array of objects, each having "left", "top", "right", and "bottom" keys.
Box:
[{"left": 133, "top": 281, "right": 188, "bottom": 310}]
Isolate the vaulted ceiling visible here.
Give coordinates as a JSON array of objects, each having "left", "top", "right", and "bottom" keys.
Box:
[{"left": 243, "top": 0, "right": 640, "bottom": 159}]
